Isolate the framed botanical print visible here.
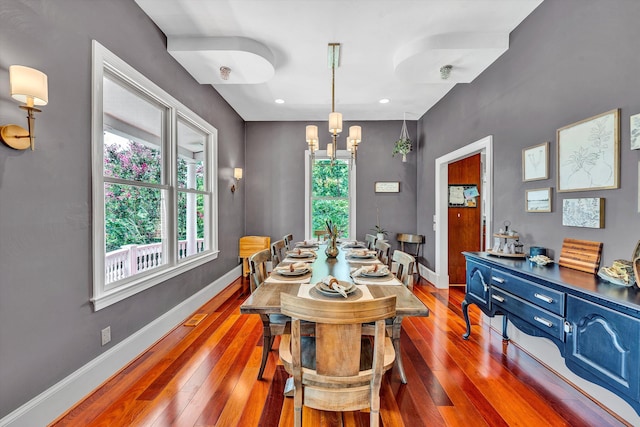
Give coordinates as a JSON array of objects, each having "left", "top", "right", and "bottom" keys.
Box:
[
  {"left": 522, "top": 142, "right": 549, "bottom": 182},
  {"left": 631, "top": 113, "right": 640, "bottom": 150},
  {"left": 562, "top": 198, "right": 605, "bottom": 228},
  {"left": 557, "top": 109, "right": 619, "bottom": 192}
]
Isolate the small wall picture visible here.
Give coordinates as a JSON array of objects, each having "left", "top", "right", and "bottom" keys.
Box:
[
  {"left": 526, "top": 188, "right": 552, "bottom": 212},
  {"left": 562, "top": 198, "right": 605, "bottom": 228},
  {"left": 632, "top": 113, "right": 640, "bottom": 150},
  {"left": 522, "top": 141, "right": 549, "bottom": 182}
]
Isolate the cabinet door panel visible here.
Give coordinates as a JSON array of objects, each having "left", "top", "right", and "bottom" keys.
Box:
[
  {"left": 566, "top": 295, "right": 640, "bottom": 400},
  {"left": 466, "top": 259, "right": 491, "bottom": 308}
]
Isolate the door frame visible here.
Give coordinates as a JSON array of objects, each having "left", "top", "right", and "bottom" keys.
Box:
[{"left": 434, "top": 135, "right": 493, "bottom": 289}]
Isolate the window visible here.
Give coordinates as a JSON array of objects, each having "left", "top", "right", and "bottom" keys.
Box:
[
  {"left": 92, "top": 41, "right": 218, "bottom": 310},
  {"left": 305, "top": 151, "right": 356, "bottom": 239}
]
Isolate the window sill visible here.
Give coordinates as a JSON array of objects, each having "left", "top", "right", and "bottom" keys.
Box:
[{"left": 92, "top": 250, "right": 220, "bottom": 311}]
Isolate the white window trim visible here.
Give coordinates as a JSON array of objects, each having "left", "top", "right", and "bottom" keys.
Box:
[
  {"left": 304, "top": 150, "right": 356, "bottom": 239},
  {"left": 91, "top": 40, "right": 219, "bottom": 311}
]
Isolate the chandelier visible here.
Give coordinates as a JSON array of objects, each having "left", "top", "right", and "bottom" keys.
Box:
[{"left": 305, "top": 43, "right": 361, "bottom": 163}]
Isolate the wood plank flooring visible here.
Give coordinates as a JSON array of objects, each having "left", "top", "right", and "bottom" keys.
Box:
[{"left": 51, "top": 279, "right": 629, "bottom": 426}]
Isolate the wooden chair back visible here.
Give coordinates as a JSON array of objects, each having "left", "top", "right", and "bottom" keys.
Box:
[
  {"left": 283, "top": 233, "right": 294, "bottom": 251},
  {"left": 248, "top": 249, "right": 271, "bottom": 293},
  {"left": 393, "top": 250, "right": 416, "bottom": 290},
  {"left": 375, "top": 240, "right": 391, "bottom": 267},
  {"left": 365, "top": 234, "right": 378, "bottom": 251},
  {"left": 239, "top": 236, "right": 271, "bottom": 278},
  {"left": 313, "top": 229, "right": 327, "bottom": 241},
  {"left": 396, "top": 233, "right": 425, "bottom": 258},
  {"left": 559, "top": 238, "right": 603, "bottom": 274},
  {"left": 271, "top": 239, "right": 286, "bottom": 268},
  {"left": 279, "top": 294, "right": 396, "bottom": 427}
]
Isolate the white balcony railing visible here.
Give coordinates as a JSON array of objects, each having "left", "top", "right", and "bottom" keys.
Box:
[{"left": 105, "top": 239, "right": 205, "bottom": 285}]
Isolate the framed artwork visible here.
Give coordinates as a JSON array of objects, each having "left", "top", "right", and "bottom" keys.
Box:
[
  {"left": 631, "top": 113, "right": 640, "bottom": 150},
  {"left": 522, "top": 142, "right": 549, "bottom": 181},
  {"left": 632, "top": 239, "right": 640, "bottom": 262},
  {"left": 557, "top": 109, "right": 619, "bottom": 192},
  {"left": 562, "top": 198, "right": 605, "bottom": 228},
  {"left": 525, "top": 188, "right": 552, "bottom": 212},
  {"left": 374, "top": 181, "right": 400, "bottom": 193}
]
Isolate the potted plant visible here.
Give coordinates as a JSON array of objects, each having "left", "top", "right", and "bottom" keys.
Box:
[
  {"left": 393, "top": 116, "right": 412, "bottom": 162},
  {"left": 371, "top": 225, "right": 388, "bottom": 241},
  {"left": 392, "top": 137, "right": 412, "bottom": 162}
]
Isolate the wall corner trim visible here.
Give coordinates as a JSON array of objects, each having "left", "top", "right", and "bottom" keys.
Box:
[{"left": 0, "top": 266, "right": 242, "bottom": 427}]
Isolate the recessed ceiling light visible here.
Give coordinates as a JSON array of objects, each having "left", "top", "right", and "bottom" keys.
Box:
[
  {"left": 275, "top": 98, "right": 285, "bottom": 104},
  {"left": 379, "top": 98, "right": 390, "bottom": 104}
]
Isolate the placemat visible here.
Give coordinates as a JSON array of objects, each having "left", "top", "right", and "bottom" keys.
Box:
[
  {"left": 352, "top": 275, "right": 401, "bottom": 286},
  {"left": 265, "top": 272, "right": 312, "bottom": 283}
]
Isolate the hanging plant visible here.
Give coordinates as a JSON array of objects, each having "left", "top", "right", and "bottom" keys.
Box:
[{"left": 392, "top": 115, "right": 412, "bottom": 162}]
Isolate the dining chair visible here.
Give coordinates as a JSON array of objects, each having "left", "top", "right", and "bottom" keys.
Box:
[
  {"left": 271, "top": 239, "right": 287, "bottom": 269},
  {"left": 283, "top": 233, "right": 294, "bottom": 251},
  {"left": 396, "top": 233, "right": 425, "bottom": 284},
  {"left": 375, "top": 239, "right": 391, "bottom": 267},
  {"left": 392, "top": 250, "right": 416, "bottom": 290},
  {"left": 313, "top": 229, "right": 327, "bottom": 241},
  {"left": 365, "top": 233, "right": 378, "bottom": 251},
  {"left": 279, "top": 294, "right": 396, "bottom": 427},
  {"left": 239, "top": 236, "right": 271, "bottom": 288},
  {"left": 248, "top": 248, "right": 290, "bottom": 380}
]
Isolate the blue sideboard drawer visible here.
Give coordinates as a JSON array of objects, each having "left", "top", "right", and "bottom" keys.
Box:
[
  {"left": 491, "top": 269, "right": 565, "bottom": 316},
  {"left": 491, "top": 287, "right": 565, "bottom": 341}
]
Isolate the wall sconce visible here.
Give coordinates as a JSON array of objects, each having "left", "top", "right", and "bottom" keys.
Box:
[
  {"left": 0, "top": 65, "right": 49, "bottom": 151},
  {"left": 231, "top": 167, "right": 243, "bottom": 193}
]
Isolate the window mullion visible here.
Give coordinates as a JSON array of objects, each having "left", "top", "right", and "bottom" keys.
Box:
[{"left": 166, "top": 106, "right": 177, "bottom": 266}]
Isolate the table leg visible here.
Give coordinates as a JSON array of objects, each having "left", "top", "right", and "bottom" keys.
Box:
[{"left": 392, "top": 317, "right": 407, "bottom": 384}]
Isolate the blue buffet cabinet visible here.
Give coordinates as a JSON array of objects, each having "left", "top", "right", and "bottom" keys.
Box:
[{"left": 462, "top": 251, "right": 640, "bottom": 415}]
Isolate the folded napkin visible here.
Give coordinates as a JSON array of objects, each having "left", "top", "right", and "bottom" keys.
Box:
[
  {"left": 352, "top": 264, "right": 389, "bottom": 277},
  {"left": 321, "top": 275, "right": 348, "bottom": 298},
  {"left": 274, "top": 262, "right": 309, "bottom": 273},
  {"left": 287, "top": 248, "right": 316, "bottom": 256},
  {"left": 349, "top": 249, "right": 376, "bottom": 257}
]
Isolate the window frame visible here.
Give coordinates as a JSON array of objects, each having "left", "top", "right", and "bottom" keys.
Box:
[
  {"left": 304, "top": 150, "right": 356, "bottom": 240},
  {"left": 91, "top": 40, "right": 219, "bottom": 311}
]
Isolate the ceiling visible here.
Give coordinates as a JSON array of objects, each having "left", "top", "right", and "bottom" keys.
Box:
[{"left": 135, "top": 0, "right": 543, "bottom": 122}]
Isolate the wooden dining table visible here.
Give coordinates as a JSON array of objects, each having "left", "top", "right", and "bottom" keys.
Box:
[{"left": 239, "top": 241, "right": 430, "bottom": 383}]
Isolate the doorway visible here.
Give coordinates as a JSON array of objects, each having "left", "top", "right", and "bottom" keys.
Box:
[
  {"left": 447, "top": 153, "right": 482, "bottom": 285},
  {"left": 433, "top": 135, "right": 493, "bottom": 289}
]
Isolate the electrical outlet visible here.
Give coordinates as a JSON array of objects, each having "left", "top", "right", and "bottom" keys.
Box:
[{"left": 101, "top": 326, "right": 111, "bottom": 346}]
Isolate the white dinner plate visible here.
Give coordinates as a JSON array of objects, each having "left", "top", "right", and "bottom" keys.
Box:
[{"left": 315, "top": 281, "right": 356, "bottom": 296}]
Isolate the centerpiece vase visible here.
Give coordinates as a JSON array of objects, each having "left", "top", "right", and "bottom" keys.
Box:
[{"left": 325, "top": 236, "right": 339, "bottom": 258}]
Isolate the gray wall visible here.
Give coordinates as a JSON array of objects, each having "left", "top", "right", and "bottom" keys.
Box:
[
  {"left": 0, "top": 0, "right": 245, "bottom": 418},
  {"left": 417, "top": 0, "right": 640, "bottom": 268},
  {"left": 245, "top": 120, "right": 418, "bottom": 249}
]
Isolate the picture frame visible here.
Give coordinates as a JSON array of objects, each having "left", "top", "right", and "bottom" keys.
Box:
[
  {"left": 631, "top": 113, "right": 640, "bottom": 150},
  {"left": 562, "top": 198, "right": 605, "bottom": 228},
  {"left": 374, "top": 181, "right": 400, "bottom": 193},
  {"left": 525, "top": 188, "right": 552, "bottom": 212},
  {"left": 522, "top": 141, "right": 549, "bottom": 182},
  {"left": 557, "top": 109, "right": 619, "bottom": 192},
  {"left": 632, "top": 239, "right": 640, "bottom": 262}
]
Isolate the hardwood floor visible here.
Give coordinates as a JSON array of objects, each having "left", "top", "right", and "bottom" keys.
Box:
[{"left": 51, "top": 279, "right": 628, "bottom": 426}]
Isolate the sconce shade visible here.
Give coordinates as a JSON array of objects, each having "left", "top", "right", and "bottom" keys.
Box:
[
  {"left": 10, "top": 65, "right": 48, "bottom": 106},
  {"left": 326, "top": 141, "right": 334, "bottom": 158},
  {"left": 305, "top": 125, "right": 318, "bottom": 143},
  {"left": 348, "top": 125, "right": 362, "bottom": 143},
  {"left": 328, "top": 112, "right": 342, "bottom": 134},
  {"left": 346, "top": 137, "right": 355, "bottom": 152},
  {"left": 233, "top": 167, "right": 243, "bottom": 180}
]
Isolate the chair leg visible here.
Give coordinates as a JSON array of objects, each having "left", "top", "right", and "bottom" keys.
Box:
[{"left": 258, "top": 317, "right": 271, "bottom": 380}]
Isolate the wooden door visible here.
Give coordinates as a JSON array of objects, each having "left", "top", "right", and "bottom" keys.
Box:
[{"left": 448, "top": 154, "right": 482, "bottom": 285}]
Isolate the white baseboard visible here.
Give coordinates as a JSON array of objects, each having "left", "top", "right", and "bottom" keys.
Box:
[
  {"left": 419, "top": 264, "right": 446, "bottom": 288},
  {"left": 0, "top": 265, "right": 242, "bottom": 427}
]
